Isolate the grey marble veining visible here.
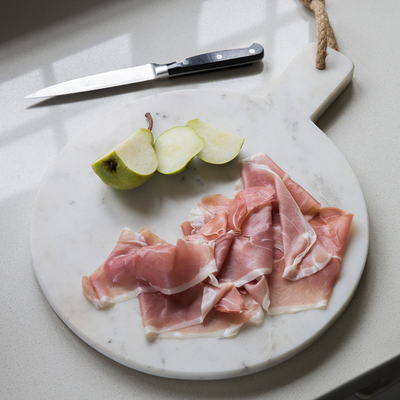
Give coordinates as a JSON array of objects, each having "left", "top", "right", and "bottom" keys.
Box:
[{"left": 30, "top": 44, "right": 368, "bottom": 379}]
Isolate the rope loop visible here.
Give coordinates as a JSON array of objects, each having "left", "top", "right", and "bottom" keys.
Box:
[{"left": 299, "top": 0, "right": 338, "bottom": 70}]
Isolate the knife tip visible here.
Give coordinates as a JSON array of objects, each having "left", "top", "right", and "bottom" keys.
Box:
[{"left": 25, "top": 91, "right": 48, "bottom": 99}]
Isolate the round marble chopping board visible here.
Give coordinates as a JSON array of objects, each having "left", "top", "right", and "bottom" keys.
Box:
[{"left": 30, "top": 44, "right": 368, "bottom": 380}]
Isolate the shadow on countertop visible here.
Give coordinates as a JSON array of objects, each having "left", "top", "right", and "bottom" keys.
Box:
[{"left": 0, "top": 0, "right": 127, "bottom": 44}]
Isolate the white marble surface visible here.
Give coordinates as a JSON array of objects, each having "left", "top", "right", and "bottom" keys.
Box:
[
  {"left": 30, "top": 44, "right": 367, "bottom": 379},
  {"left": 2, "top": 0, "right": 400, "bottom": 398}
]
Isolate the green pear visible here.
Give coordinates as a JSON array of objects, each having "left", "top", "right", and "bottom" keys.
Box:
[
  {"left": 186, "top": 119, "right": 244, "bottom": 164},
  {"left": 91, "top": 128, "right": 158, "bottom": 190},
  {"left": 154, "top": 126, "right": 205, "bottom": 175}
]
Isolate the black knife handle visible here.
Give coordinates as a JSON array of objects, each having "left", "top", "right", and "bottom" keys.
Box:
[{"left": 167, "top": 43, "right": 264, "bottom": 76}]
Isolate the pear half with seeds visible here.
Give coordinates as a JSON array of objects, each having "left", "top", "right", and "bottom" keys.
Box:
[
  {"left": 186, "top": 119, "right": 244, "bottom": 164},
  {"left": 154, "top": 126, "right": 205, "bottom": 175},
  {"left": 91, "top": 128, "right": 158, "bottom": 190}
]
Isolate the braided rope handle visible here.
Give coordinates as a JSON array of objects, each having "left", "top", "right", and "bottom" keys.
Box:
[{"left": 299, "top": 0, "right": 338, "bottom": 70}]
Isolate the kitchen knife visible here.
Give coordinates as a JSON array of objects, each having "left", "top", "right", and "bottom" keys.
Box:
[{"left": 25, "top": 43, "right": 264, "bottom": 99}]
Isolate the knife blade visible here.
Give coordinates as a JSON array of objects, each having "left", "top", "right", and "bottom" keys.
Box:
[{"left": 25, "top": 43, "right": 264, "bottom": 99}]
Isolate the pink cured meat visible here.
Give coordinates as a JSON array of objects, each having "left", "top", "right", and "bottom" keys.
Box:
[
  {"left": 182, "top": 187, "right": 274, "bottom": 241},
  {"left": 216, "top": 199, "right": 274, "bottom": 286},
  {"left": 82, "top": 228, "right": 148, "bottom": 308},
  {"left": 83, "top": 152, "right": 354, "bottom": 339},
  {"left": 182, "top": 187, "right": 275, "bottom": 287},
  {"left": 139, "top": 282, "right": 262, "bottom": 338},
  {"left": 180, "top": 220, "right": 193, "bottom": 236},
  {"left": 82, "top": 228, "right": 217, "bottom": 309},
  {"left": 200, "top": 213, "right": 229, "bottom": 240},
  {"left": 182, "top": 188, "right": 275, "bottom": 287},
  {"left": 184, "top": 194, "right": 248, "bottom": 236},
  {"left": 240, "top": 154, "right": 331, "bottom": 281},
  {"left": 267, "top": 208, "right": 353, "bottom": 315},
  {"left": 243, "top": 153, "right": 321, "bottom": 219},
  {"left": 138, "top": 283, "right": 218, "bottom": 337},
  {"left": 140, "top": 284, "right": 264, "bottom": 339},
  {"left": 244, "top": 275, "right": 270, "bottom": 311},
  {"left": 214, "top": 284, "right": 247, "bottom": 313},
  {"left": 183, "top": 210, "right": 235, "bottom": 275},
  {"left": 138, "top": 227, "right": 168, "bottom": 245},
  {"left": 200, "top": 195, "right": 248, "bottom": 233},
  {"left": 183, "top": 230, "right": 235, "bottom": 285},
  {"left": 211, "top": 231, "right": 235, "bottom": 271},
  {"left": 173, "top": 291, "right": 264, "bottom": 339}
]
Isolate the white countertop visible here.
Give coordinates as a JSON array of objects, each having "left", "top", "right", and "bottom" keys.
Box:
[{"left": 1, "top": 1, "right": 399, "bottom": 399}]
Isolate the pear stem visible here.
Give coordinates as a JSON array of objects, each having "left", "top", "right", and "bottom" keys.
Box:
[{"left": 145, "top": 112, "right": 153, "bottom": 131}]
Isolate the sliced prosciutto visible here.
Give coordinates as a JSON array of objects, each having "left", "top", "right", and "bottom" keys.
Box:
[
  {"left": 184, "top": 194, "right": 248, "bottom": 236},
  {"left": 141, "top": 285, "right": 264, "bottom": 339},
  {"left": 181, "top": 187, "right": 275, "bottom": 287},
  {"left": 138, "top": 227, "right": 168, "bottom": 245},
  {"left": 244, "top": 275, "right": 270, "bottom": 311},
  {"left": 183, "top": 188, "right": 274, "bottom": 242},
  {"left": 138, "top": 283, "right": 219, "bottom": 337},
  {"left": 216, "top": 197, "right": 274, "bottom": 286},
  {"left": 267, "top": 207, "right": 353, "bottom": 315},
  {"left": 82, "top": 228, "right": 147, "bottom": 308},
  {"left": 171, "top": 292, "right": 264, "bottom": 339},
  {"left": 241, "top": 153, "right": 321, "bottom": 219},
  {"left": 82, "top": 228, "right": 217, "bottom": 309},
  {"left": 214, "top": 284, "right": 247, "bottom": 313},
  {"left": 182, "top": 187, "right": 275, "bottom": 288},
  {"left": 83, "top": 152, "right": 354, "bottom": 339},
  {"left": 240, "top": 154, "right": 331, "bottom": 281}
]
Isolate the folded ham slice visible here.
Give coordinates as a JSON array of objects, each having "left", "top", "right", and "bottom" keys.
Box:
[
  {"left": 184, "top": 194, "right": 248, "bottom": 237},
  {"left": 141, "top": 284, "right": 264, "bottom": 339},
  {"left": 240, "top": 153, "right": 321, "bottom": 219},
  {"left": 170, "top": 292, "right": 264, "bottom": 339},
  {"left": 267, "top": 207, "right": 353, "bottom": 315},
  {"left": 244, "top": 275, "right": 270, "bottom": 311},
  {"left": 82, "top": 228, "right": 217, "bottom": 309},
  {"left": 240, "top": 154, "right": 331, "bottom": 281},
  {"left": 138, "top": 283, "right": 219, "bottom": 337},
  {"left": 214, "top": 284, "right": 247, "bottom": 313},
  {"left": 182, "top": 187, "right": 275, "bottom": 288},
  {"left": 216, "top": 200, "right": 274, "bottom": 286}
]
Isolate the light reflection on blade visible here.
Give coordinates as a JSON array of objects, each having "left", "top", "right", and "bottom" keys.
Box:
[{"left": 25, "top": 64, "right": 161, "bottom": 98}]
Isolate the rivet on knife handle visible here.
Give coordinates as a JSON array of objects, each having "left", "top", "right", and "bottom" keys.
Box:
[{"left": 167, "top": 43, "right": 264, "bottom": 76}]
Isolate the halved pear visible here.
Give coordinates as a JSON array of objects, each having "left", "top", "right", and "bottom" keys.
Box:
[
  {"left": 154, "top": 126, "right": 205, "bottom": 175},
  {"left": 91, "top": 128, "right": 158, "bottom": 190},
  {"left": 186, "top": 119, "right": 244, "bottom": 164}
]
